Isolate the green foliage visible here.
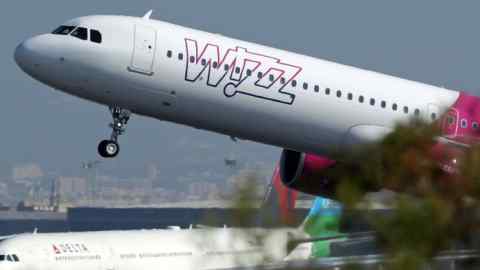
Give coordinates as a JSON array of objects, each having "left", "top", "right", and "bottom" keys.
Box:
[
  {"left": 334, "top": 119, "right": 480, "bottom": 269},
  {"left": 229, "top": 170, "right": 262, "bottom": 227},
  {"left": 200, "top": 119, "right": 480, "bottom": 269},
  {"left": 373, "top": 196, "right": 454, "bottom": 258}
]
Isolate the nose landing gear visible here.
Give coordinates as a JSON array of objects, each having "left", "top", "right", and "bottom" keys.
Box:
[{"left": 98, "top": 106, "right": 131, "bottom": 158}]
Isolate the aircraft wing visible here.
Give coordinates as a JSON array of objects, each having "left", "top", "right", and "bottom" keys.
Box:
[
  {"left": 289, "top": 231, "right": 376, "bottom": 246},
  {"left": 0, "top": 234, "right": 16, "bottom": 241}
]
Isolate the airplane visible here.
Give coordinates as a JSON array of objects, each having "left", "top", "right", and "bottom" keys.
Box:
[
  {"left": 14, "top": 11, "right": 479, "bottom": 199},
  {"left": 0, "top": 196, "right": 345, "bottom": 270}
]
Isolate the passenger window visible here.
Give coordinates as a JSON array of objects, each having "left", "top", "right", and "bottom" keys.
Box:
[
  {"left": 167, "top": 50, "right": 172, "bottom": 58},
  {"left": 6, "top": 255, "right": 12, "bottom": 262},
  {"left": 52, "top": 25, "right": 76, "bottom": 35},
  {"left": 431, "top": 113, "right": 437, "bottom": 120},
  {"left": 270, "top": 74, "right": 275, "bottom": 82},
  {"left": 224, "top": 64, "right": 230, "bottom": 71},
  {"left": 325, "top": 88, "right": 331, "bottom": 95},
  {"left": 381, "top": 101, "right": 386, "bottom": 108},
  {"left": 235, "top": 67, "right": 241, "bottom": 74},
  {"left": 90, "top": 29, "right": 102, "bottom": 43},
  {"left": 392, "top": 103, "right": 398, "bottom": 111},
  {"left": 461, "top": 119, "right": 468, "bottom": 128},
  {"left": 336, "top": 90, "right": 342, "bottom": 98},
  {"left": 359, "top": 96, "right": 364, "bottom": 103},
  {"left": 201, "top": 59, "right": 207, "bottom": 66},
  {"left": 12, "top": 255, "right": 18, "bottom": 262},
  {"left": 370, "top": 98, "right": 375, "bottom": 106},
  {"left": 347, "top": 93, "right": 353, "bottom": 100},
  {"left": 473, "top": 122, "right": 479, "bottom": 130},
  {"left": 303, "top": 83, "right": 308, "bottom": 90},
  {"left": 403, "top": 106, "right": 409, "bottom": 114},
  {"left": 178, "top": 53, "right": 184, "bottom": 60},
  {"left": 258, "top": 72, "right": 263, "bottom": 79},
  {"left": 71, "top": 27, "right": 88, "bottom": 40},
  {"left": 291, "top": 80, "right": 297, "bottom": 87},
  {"left": 280, "top": 77, "right": 286, "bottom": 84},
  {"left": 414, "top": 109, "right": 420, "bottom": 117},
  {"left": 246, "top": 69, "right": 252, "bottom": 76},
  {"left": 314, "top": 85, "right": 320, "bottom": 92},
  {"left": 0, "top": 255, "right": 4, "bottom": 261},
  {"left": 212, "top": 61, "right": 218, "bottom": 68},
  {"left": 189, "top": 56, "right": 195, "bottom": 63}
]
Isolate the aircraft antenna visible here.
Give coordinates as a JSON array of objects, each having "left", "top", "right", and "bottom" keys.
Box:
[{"left": 143, "top": 10, "right": 154, "bottom": 20}]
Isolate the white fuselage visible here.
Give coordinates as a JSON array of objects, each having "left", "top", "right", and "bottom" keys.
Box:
[
  {"left": 14, "top": 15, "right": 460, "bottom": 157},
  {"left": 0, "top": 228, "right": 305, "bottom": 270}
]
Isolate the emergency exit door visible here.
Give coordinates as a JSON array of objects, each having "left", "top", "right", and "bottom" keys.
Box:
[
  {"left": 129, "top": 25, "right": 157, "bottom": 75},
  {"left": 442, "top": 108, "right": 459, "bottom": 138}
]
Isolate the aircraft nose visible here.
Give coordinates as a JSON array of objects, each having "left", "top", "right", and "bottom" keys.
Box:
[
  {"left": 14, "top": 40, "right": 29, "bottom": 71},
  {"left": 14, "top": 35, "right": 52, "bottom": 74},
  {"left": 14, "top": 37, "right": 39, "bottom": 73}
]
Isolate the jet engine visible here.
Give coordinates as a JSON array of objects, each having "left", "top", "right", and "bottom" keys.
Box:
[
  {"left": 278, "top": 141, "right": 467, "bottom": 201},
  {"left": 279, "top": 149, "right": 339, "bottom": 199}
]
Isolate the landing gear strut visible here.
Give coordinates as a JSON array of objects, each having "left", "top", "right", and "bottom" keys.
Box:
[{"left": 98, "top": 106, "right": 131, "bottom": 158}]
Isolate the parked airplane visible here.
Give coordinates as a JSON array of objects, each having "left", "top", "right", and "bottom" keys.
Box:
[
  {"left": 14, "top": 11, "right": 479, "bottom": 198},
  {"left": 0, "top": 197, "right": 344, "bottom": 270}
]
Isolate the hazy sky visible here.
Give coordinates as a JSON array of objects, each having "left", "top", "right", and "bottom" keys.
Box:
[{"left": 1, "top": 1, "right": 480, "bottom": 179}]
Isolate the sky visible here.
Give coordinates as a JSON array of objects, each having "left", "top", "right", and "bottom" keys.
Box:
[{"left": 1, "top": 1, "right": 480, "bottom": 181}]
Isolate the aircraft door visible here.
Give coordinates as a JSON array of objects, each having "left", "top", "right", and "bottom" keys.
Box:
[
  {"left": 442, "top": 108, "right": 459, "bottom": 138},
  {"left": 129, "top": 25, "right": 157, "bottom": 75}
]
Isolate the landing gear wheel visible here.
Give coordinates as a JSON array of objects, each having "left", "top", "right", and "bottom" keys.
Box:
[
  {"left": 97, "top": 106, "right": 131, "bottom": 159},
  {"left": 98, "top": 140, "right": 120, "bottom": 158}
]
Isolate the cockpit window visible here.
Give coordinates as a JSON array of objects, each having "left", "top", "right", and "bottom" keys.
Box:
[
  {"left": 71, "top": 27, "right": 88, "bottom": 40},
  {"left": 0, "top": 254, "right": 19, "bottom": 262},
  {"left": 90, "top": 29, "right": 102, "bottom": 43},
  {"left": 52, "top": 25, "right": 76, "bottom": 35}
]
